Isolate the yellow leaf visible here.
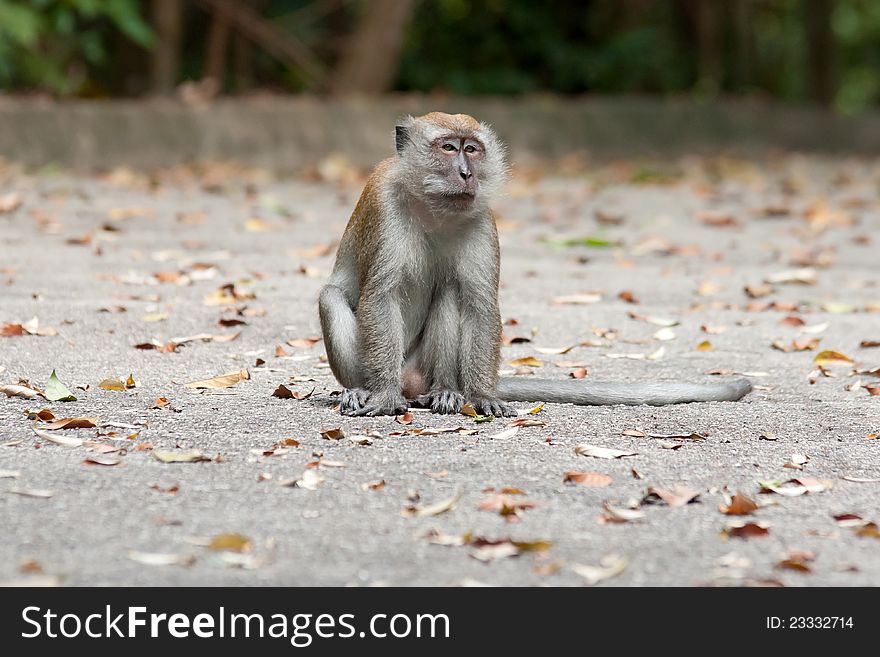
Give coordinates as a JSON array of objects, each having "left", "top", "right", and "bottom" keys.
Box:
[
  {"left": 509, "top": 356, "right": 543, "bottom": 367},
  {"left": 99, "top": 378, "right": 126, "bottom": 391},
  {"left": 696, "top": 340, "right": 713, "bottom": 352},
  {"left": 184, "top": 369, "right": 250, "bottom": 389},
  {"left": 813, "top": 350, "right": 853, "bottom": 366},
  {"left": 208, "top": 533, "right": 252, "bottom": 553}
]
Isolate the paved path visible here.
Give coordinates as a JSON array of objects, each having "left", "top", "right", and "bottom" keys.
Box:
[{"left": 1, "top": 156, "right": 879, "bottom": 586}]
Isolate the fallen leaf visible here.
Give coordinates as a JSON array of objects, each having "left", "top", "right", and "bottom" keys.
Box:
[
  {"left": 395, "top": 411, "right": 414, "bottom": 425},
  {"left": 598, "top": 503, "right": 645, "bottom": 524},
  {"left": 33, "top": 426, "right": 83, "bottom": 447},
  {"left": 575, "top": 444, "right": 637, "bottom": 459},
  {"left": 488, "top": 426, "right": 519, "bottom": 440},
  {"left": 552, "top": 293, "right": 601, "bottom": 305},
  {"left": 44, "top": 370, "right": 76, "bottom": 402},
  {"left": 320, "top": 428, "right": 345, "bottom": 440},
  {"left": 509, "top": 356, "right": 543, "bottom": 367},
  {"left": 127, "top": 551, "right": 195, "bottom": 567},
  {"left": 207, "top": 533, "right": 252, "bottom": 553},
  {"left": 403, "top": 493, "right": 460, "bottom": 518},
  {"left": 765, "top": 268, "right": 817, "bottom": 285},
  {"left": 361, "top": 479, "right": 386, "bottom": 491},
  {"left": 564, "top": 471, "right": 613, "bottom": 487},
  {"left": 759, "top": 478, "right": 833, "bottom": 496},
  {"left": 287, "top": 336, "right": 322, "bottom": 349},
  {"left": 777, "top": 550, "right": 815, "bottom": 573},
  {"left": 0, "top": 384, "right": 40, "bottom": 399},
  {"left": 813, "top": 350, "right": 853, "bottom": 366},
  {"left": 184, "top": 369, "right": 249, "bottom": 389},
  {"left": 644, "top": 485, "right": 700, "bottom": 508},
  {"left": 722, "top": 522, "right": 770, "bottom": 539},
  {"left": 572, "top": 554, "right": 628, "bottom": 585},
  {"left": 82, "top": 455, "right": 122, "bottom": 467},
  {"left": 43, "top": 417, "right": 98, "bottom": 430},
  {"left": 153, "top": 450, "right": 211, "bottom": 463},
  {"left": 719, "top": 492, "right": 759, "bottom": 515}
]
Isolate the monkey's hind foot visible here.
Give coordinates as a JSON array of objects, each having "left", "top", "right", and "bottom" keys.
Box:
[
  {"left": 470, "top": 397, "right": 517, "bottom": 418},
  {"left": 340, "top": 388, "right": 370, "bottom": 414},
  {"left": 344, "top": 390, "right": 408, "bottom": 417},
  {"left": 417, "top": 389, "right": 465, "bottom": 414}
]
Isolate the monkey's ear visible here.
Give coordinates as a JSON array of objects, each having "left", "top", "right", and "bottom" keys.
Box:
[{"left": 395, "top": 125, "right": 410, "bottom": 156}]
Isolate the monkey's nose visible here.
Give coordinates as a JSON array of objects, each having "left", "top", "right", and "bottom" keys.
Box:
[{"left": 459, "top": 168, "right": 472, "bottom": 180}]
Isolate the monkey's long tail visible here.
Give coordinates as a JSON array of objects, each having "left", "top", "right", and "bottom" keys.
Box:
[{"left": 497, "top": 378, "right": 752, "bottom": 406}]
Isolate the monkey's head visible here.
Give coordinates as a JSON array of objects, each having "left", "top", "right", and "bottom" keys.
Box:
[{"left": 394, "top": 112, "right": 507, "bottom": 214}]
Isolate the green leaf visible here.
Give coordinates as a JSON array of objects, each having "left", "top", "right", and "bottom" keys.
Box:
[{"left": 45, "top": 370, "right": 76, "bottom": 402}]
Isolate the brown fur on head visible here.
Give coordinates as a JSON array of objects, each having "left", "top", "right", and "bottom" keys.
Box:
[{"left": 393, "top": 112, "right": 507, "bottom": 215}]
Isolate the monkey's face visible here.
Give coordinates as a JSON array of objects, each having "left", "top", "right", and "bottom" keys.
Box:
[
  {"left": 396, "top": 113, "right": 508, "bottom": 215},
  {"left": 419, "top": 134, "right": 490, "bottom": 212}
]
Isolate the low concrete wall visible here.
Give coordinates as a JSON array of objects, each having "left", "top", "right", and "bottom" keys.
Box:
[{"left": 0, "top": 95, "right": 876, "bottom": 171}]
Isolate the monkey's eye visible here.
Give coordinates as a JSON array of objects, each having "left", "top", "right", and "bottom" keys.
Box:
[
  {"left": 464, "top": 144, "right": 476, "bottom": 154},
  {"left": 442, "top": 144, "right": 457, "bottom": 152}
]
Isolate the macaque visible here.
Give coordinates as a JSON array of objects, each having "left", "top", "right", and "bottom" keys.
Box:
[{"left": 318, "top": 112, "right": 751, "bottom": 416}]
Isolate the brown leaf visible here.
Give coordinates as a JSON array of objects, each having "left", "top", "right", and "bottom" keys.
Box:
[
  {"left": 564, "top": 471, "right": 612, "bottom": 487},
  {"left": 395, "top": 411, "right": 414, "bottom": 425},
  {"left": 719, "top": 492, "right": 759, "bottom": 515},
  {"left": 320, "top": 428, "right": 345, "bottom": 440},
  {"left": 272, "top": 384, "right": 294, "bottom": 399},
  {"left": 43, "top": 417, "right": 98, "bottom": 430},
  {"left": 570, "top": 367, "right": 588, "bottom": 379},
  {"left": 722, "top": 522, "right": 770, "bottom": 539}
]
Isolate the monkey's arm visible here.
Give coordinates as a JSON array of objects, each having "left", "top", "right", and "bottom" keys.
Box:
[
  {"left": 496, "top": 377, "right": 752, "bottom": 405},
  {"left": 456, "top": 222, "right": 516, "bottom": 417}
]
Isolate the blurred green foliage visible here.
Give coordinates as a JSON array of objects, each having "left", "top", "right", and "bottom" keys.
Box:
[
  {"left": 0, "top": 0, "right": 152, "bottom": 94},
  {"left": 0, "top": 0, "right": 878, "bottom": 114}
]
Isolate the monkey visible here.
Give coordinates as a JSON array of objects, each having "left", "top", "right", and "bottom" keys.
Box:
[{"left": 318, "top": 112, "right": 751, "bottom": 417}]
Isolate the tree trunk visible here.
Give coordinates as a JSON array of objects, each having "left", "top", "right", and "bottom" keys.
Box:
[
  {"left": 150, "top": 0, "right": 183, "bottom": 95},
  {"left": 205, "top": 0, "right": 232, "bottom": 87},
  {"left": 331, "top": 0, "right": 417, "bottom": 95},
  {"left": 806, "top": 0, "right": 836, "bottom": 105}
]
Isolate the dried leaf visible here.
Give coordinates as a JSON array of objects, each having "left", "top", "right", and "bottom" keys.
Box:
[
  {"left": 719, "top": 492, "right": 759, "bottom": 515},
  {"left": 320, "top": 428, "right": 345, "bottom": 440},
  {"left": 722, "top": 522, "right": 770, "bottom": 539},
  {"left": 184, "top": 369, "right": 249, "bottom": 389},
  {"left": 0, "top": 384, "right": 40, "bottom": 399},
  {"left": 127, "top": 551, "right": 195, "bottom": 567},
  {"left": 403, "top": 493, "right": 460, "bottom": 518},
  {"left": 572, "top": 554, "right": 628, "bottom": 585},
  {"left": 207, "top": 533, "right": 252, "bottom": 553},
  {"left": 509, "top": 356, "right": 543, "bottom": 367},
  {"left": 33, "top": 426, "right": 83, "bottom": 447},
  {"left": 564, "top": 471, "right": 613, "bottom": 487},
  {"left": 43, "top": 417, "right": 98, "bottom": 430},
  {"left": 644, "top": 485, "right": 700, "bottom": 507},
  {"left": 813, "top": 350, "right": 853, "bottom": 366},
  {"left": 575, "top": 444, "right": 637, "bottom": 459},
  {"left": 153, "top": 449, "right": 211, "bottom": 463}
]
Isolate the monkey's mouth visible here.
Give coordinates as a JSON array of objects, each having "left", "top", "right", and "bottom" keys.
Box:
[{"left": 442, "top": 191, "right": 476, "bottom": 201}]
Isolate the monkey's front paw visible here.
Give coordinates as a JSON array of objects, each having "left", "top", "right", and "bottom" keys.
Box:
[
  {"left": 345, "top": 391, "right": 408, "bottom": 417},
  {"left": 470, "top": 397, "right": 517, "bottom": 417},
  {"left": 340, "top": 388, "right": 370, "bottom": 414},
  {"left": 424, "top": 389, "right": 465, "bottom": 414}
]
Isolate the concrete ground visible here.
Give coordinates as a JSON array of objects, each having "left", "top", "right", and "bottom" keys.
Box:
[{"left": 1, "top": 154, "right": 878, "bottom": 586}]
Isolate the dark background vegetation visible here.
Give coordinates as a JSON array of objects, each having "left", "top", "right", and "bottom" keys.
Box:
[{"left": 0, "top": 0, "right": 877, "bottom": 113}]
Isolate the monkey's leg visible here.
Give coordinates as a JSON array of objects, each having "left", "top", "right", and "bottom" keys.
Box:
[
  {"left": 318, "top": 284, "right": 370, "bottom": 414},
  {"left": 416, "top": 283, "right": 465, "bottom": 414},
  {"left": 348, "top": 289, "right": 408, "bottom": 416}
]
